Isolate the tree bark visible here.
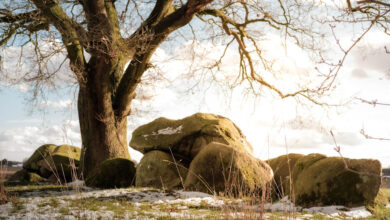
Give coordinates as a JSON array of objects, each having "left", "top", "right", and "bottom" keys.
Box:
[{"left": 78, "top": 56, "right": 130, "bottom": 178}]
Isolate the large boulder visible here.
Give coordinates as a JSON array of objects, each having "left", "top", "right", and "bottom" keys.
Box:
[
  {"left": 23, "top": 144, "right": 57, "bottom": 171},
  {"left": 292, "top": 153, "right": 327, "bottom": 183},
  {"left": 23, "top": 144, "right": 81, "bottom": 182},
  {"left": 184, "top": 142, "right": 273, "bottom": 195},
  {"left": 130, "top": 113, "right": 253, "bottom": 160},
  {"left": 292, "top": 154, "right": 382, "bottom": 207},
  {"left": 266, "top": 153, "right": 304, "bottom": 197},
  {"left": 7, "top": 169, "right": 46, "bottom": 184},
  {"left": 136, "top": 151, "right": 187, "bottom": 189},
  {"left": 86, "top": 158, "right": 136, "bottom": 189}
]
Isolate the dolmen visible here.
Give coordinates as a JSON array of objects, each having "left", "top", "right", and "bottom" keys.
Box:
[{"left": 130, "top": 113, "right": 273, "bottom": 195}]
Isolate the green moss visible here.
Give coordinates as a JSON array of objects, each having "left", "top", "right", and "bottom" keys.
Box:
[
  {"left": 292, "top": 153, "right": 327, "bottom": 183},
  {"left": 86, "top": 158, "right": 136, "bottom": 189},
  {"left": 43, "top": 155, "right": 79, "bottom": 181},
  {"left": 23, "top": 144, "right": 81, "bottom": 181},
  {"left": 267, "top": 153, "right": 304, "bottom": 198},
  {"left": 184, "top": 142, "right": 272, "bottom": 195},
  {"left": 136, "top": 150, "right": 187, "bottom": 189},
  {"left": 6, "top": 184, "right": 70, "bottom": 192},
  {"left": 6, "top": 169, "right": 45, "bottom": 184},
  {"left": 293, "top": 156, "right": 382, "bottom": 207},
  {"left": 130, "top": 113, "right": 253, "bottom": 159},
  {"left": 23, "top": 144, "right": 58, "bottom": 171}
]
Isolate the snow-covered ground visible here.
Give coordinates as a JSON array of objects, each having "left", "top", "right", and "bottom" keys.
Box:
[
  {"left": 0, "top": 183, "right": 383, "bottom": 219},
  {"left": 263, "top": 196, "right": 372, "bottom": 218}
]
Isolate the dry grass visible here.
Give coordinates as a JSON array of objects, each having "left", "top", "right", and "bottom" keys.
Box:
[
  {"left": 0, "top": 163, "right": 8, "bottom": 204},
  {"left": 0, "top": 167, "right": 22, "bottom": 181}
]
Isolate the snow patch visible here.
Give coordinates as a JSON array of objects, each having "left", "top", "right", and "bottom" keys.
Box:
[
  {"left": 1, "top": 187, "right": 377, "bottom": 219},
  {"left": 303, "top": 206, "right": 372, "bottom": 218},
  {"left": 264, "top": 196, "right": 298, "bottom": 212},
  {"left": 239, "top": 137, "right": 252, "bottom": 152},
  {"left": 143, "top": 125, "right": 183, "bottom": 138},
  {"left": 263, "top": 197, "right": 372, "bottom": 218},
  {"left": 66, "top": 180, "right": 85, "bottom": 187}
]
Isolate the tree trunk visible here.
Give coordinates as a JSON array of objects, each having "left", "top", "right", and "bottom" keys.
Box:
[{"left": 78, "top": 57, "right": 130, "bottom": 178}]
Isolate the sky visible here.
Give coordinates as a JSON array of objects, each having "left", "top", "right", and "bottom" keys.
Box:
[{"left": 0, "top": 2, "right": 390, "bottom": 168}]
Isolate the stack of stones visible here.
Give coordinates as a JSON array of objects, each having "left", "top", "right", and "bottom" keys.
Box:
[{"left": 130, "top": 113, "right": 273, "bottom": 194}]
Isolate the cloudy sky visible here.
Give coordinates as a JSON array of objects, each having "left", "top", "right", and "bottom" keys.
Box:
[{"left": 0, "top": 1, "right": 390, "bottom": 168}]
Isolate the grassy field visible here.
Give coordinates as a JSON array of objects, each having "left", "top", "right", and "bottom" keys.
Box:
[{"left": 1, "top": 183, "right": 388, "bottom": 220}]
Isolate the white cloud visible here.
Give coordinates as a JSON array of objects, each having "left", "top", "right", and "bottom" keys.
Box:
[
  {"left": 351, "top": 69, "right": 369, "bottom": 79},
  {"left": 38, "top": 99, "right": 73, "bottom": 110},
  {"left": 349, "top": 31, "right": 390, "bottom": 78},
  {"left": 0, "top": 38, "right": 76, "bottom": 91},
  {"left": 0, "top": 120, "right": 81, "bottom": 161}
]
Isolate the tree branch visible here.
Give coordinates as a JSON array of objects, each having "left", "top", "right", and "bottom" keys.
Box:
[
  {"left": 114, "top": 0, "right": 213, "bottom": 118},
  {"left": 197, "top": 6, "right": 322, "bottom": 103},
  {"left": 0, "top": 9, "right": 50, "bottom": 45},
  {"left": 357, "top": 0, "right": 390, "bottom": 8},
  {"left": 143, "top": 0, "right": 174, "bottom": 27},
  {"left": 32, "top": 0, "right": 87, "bottom": 83},
  {"left": 0, "top": 10, "right": 41, "bottom": 23}
]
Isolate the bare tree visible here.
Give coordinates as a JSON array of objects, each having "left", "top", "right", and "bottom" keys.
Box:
[
  {"left": 346, "top": 0, "right": 390, "bottom": 22},
  {"left": 0, "top": 0, "right": 332, "bottom": 180}
]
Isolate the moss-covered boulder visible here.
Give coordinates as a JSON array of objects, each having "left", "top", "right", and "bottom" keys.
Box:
[
  {"left": 86, "top": 158, "right": 136, "bottom": 189},
  {"left": 130, "top": 113, "right": 253, "bottom": 160},
  {"left": 292, "top": 153, "right": 327, "bottom": 182},
  {"left": 136, "top": 151, "right": 187, "bottom": 189},
  {"left": 23, "top": 144, "right": 57, "bottom": 171},
  {"left": 7, "top": 169, "right": 46, "bottom": 184},
  {"left": 267, "top": 153, "right": 304, "bottom": 197},
  {"left": 23, "top": 144, "right": 81, "bottom": 182},
  {"left": 184, "top": 142, "right": 273, "bottom": 195},
  {"left": 293, "top": 155, "right": 382, "bottom": 207}
]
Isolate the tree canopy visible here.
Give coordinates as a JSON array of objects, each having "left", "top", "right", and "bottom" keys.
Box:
[{"left": 0, "top": 0, "right": 363, "bottom": 178}]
